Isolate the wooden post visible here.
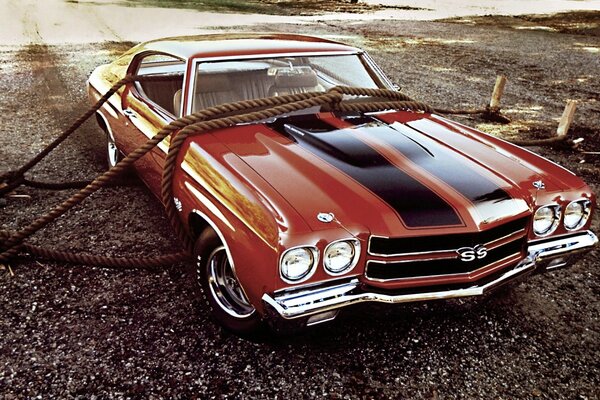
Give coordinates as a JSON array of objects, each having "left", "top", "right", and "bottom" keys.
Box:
[
  {"left": 556, "top": 100, "right": 577, "bottom": 137},
  {"left": 483, "top": 75, "right": 510, "bottom": 123},
  {"left": 489, "top": 75, "right": 507, "bottom": 112}
]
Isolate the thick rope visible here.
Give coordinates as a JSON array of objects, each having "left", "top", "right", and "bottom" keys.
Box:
[
  {"left": 0, "top": 76, "right": 135, "bottom": 196},
  {"left": 0, "top": 77, "right": 512, "bottom": 269},
  {"left": 20, "top": 177, "right": 139, "bottom": 190},
  {"left": 22, "top": 244, "right": 189, "bottom": 269},
  {"left": 334, "top": 100, "right": 435, "bottom": 114},
  {"left": 505, "top": 136, "right": 572, "bottom": 146},
  {"left": 160, "top": 91, "right": 345, "bottom": 253},
  {"left": 0, "top": 74, "right": 181, "bottom": 197},
  {"left": 0, "top": 86, "right": 347, "bottom": 265}
]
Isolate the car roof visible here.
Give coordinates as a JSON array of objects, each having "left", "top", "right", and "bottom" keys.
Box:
[{"left": 130, "top": 33, "right": 361, "bottom": 60}]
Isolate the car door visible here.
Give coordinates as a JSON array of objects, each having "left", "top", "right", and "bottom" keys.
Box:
[{"left": 120, "top": 52, "right": 187, "bottom": 196}]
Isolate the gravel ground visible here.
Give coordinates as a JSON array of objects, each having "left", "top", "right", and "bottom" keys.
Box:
[{"left": 1, "top": 14, "right": 599, "bottom": 400}]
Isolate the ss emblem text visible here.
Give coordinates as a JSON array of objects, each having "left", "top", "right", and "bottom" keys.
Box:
[{"left": 456, "top": 244, "right": 488, "bottom": 262}]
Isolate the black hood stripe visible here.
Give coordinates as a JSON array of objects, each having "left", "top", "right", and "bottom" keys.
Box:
[
  {"left": 346, "top": 117, "right": 514, "bottom": 207},
  {"left": 268, "top": 116, "right": 463, "bottom": 228}
]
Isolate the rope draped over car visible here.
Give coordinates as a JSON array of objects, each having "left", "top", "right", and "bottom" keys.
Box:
[{"left": 0, "top": 75, "right": 502, "bottom": 269}]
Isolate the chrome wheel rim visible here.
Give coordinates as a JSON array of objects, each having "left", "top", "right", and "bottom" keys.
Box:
[
  {"left": 203, "top": 246, "right": 255, "bottom": 318},
  {"left": 107, "top": 133, "right": 119, "bottom": 168}
]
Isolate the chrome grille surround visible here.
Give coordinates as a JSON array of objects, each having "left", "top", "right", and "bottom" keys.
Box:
[{"left": 365, "top": 217, "right": 529, "bottom": 282}]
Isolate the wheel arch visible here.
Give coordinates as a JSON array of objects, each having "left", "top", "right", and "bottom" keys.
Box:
[
  {"left": 188, "top": 210, "right": 211, "bottom": 241},
  {"left": 95, "top": 110, "right": 117, "bottom": 142},
  {"left": 189, "top": 209, "right": 257, "bottom": 308},
  {"left": 188, "top": 209, "right": 235, "bottom": 266},
  {"left": 180, "top": 185, "right": 282, "bottom": 310},
  {"left": 95, "top": 111, "right": 109, "bottom": 132}
]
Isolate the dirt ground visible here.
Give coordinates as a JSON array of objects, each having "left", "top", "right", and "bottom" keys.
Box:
[{"left": 1, "top": 6, "right": 599, "bottom": 400}]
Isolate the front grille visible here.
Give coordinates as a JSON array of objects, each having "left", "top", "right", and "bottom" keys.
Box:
[
  {"left": 366, "top": 238, "right": 525, "bottom": 280},
  {"left": 365, "top": 217, "right": 529, "bottom": 281},
  {"left": 369, "top": 217, "right": 528, "bottom": 256}
]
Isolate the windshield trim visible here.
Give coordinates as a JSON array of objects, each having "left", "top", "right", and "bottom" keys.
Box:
[
  {"left": 185, "top": 50, "right": 391, "bottom": 115},
  {"left": 191, "top": 50, "right": 358, "bottom": 64}
]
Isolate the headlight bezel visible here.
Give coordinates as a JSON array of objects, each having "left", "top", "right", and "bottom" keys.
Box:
[
  {"left": 323, "top": 239, "right": 361, "bottom": 276},
  {"left": 564, "top": 199, "right": 591, "bottom": 231},
  {"left": 279, "top": 246, "right": 319, "bottom": 284},
  {"left": 533, "top": 204, "right": 561, "bottom": 237}
]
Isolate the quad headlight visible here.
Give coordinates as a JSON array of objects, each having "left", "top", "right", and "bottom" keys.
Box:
[
  {"left": 280, "top": 247, "right": 318, "bottom": 283},
  {"left": 324, "top": 239, "right": 360, "bottom": 275},
  {"left": 533, "top": 204, "right": 561, "bottom": 237},
  {"left": 564, "top": 199, "right": 591, "bottom": 231}
]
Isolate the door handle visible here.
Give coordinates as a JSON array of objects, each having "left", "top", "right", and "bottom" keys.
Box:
[{"left": 123, "top": 109, "right": 136, "bottom": 118}]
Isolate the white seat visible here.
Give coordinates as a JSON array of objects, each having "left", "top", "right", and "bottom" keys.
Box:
[
  {"left": 173, "top": 89, "right": 183, "bottom": 117},
  {"left": 268, "top": 67, "right": 321, "bottom": 97}
]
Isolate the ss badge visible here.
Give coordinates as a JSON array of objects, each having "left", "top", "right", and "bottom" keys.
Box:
[{"left": 457, "top": 244, "right": 488, "bottom": 262}]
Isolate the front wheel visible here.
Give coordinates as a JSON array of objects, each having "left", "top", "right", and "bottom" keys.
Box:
[{"left": 194, "top": 229, "right": 263, "bottom": 334}]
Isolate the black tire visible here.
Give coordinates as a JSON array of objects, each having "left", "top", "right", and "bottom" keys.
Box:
[{"left": 193, "top": 228, "right": 263, "bottom": 334}]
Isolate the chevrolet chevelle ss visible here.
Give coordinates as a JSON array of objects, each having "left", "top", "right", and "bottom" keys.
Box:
[{"left": 88, "top": 34, "right": 597, "bottom": 334}]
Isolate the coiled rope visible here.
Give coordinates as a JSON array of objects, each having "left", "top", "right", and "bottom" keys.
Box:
[{"left": 0, "top": 76, "right": 504, "bottom": 269}]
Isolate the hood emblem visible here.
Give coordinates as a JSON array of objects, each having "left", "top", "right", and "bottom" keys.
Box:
[
  {"left": 533, "top": 180, "right": 545, "bottom": 190},
  {"left": 457, "top": 244, "right": 488, "bottom": 262},
  {"left": 317, "top": 212, "right": 335, "bottom": 223}
]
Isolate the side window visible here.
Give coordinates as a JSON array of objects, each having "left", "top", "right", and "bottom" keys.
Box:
[{"left": 134, "top": 53, "right": 185, "bottom": 116}]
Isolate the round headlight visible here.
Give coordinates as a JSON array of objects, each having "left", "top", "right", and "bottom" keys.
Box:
[
  {"left": 564, "top": 200, "right": 590, "bottom": 230},
  {"left": 533, "top": 205, "right": 560, "bottom": 236},
  {"left": 324, "top": 240, "right": 360, "bottom": 275},
  {"left": 280, "top": 247, "right": 316, "bottom": 282}
]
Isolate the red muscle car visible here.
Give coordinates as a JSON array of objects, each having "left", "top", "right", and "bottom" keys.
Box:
[{"left": 88, "top": 33, "right": 597, "bottom": 334}]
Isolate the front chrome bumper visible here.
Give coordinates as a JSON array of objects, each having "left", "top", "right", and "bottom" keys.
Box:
[{"left": 262, "top": 231, "right": 597, "bottom": 322}]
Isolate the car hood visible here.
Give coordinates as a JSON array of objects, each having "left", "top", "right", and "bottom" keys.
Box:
[{"left": 208, "top": 111, "right": 581, "bottom": 236}]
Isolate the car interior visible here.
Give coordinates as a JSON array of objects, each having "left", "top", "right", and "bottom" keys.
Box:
[{"left": 135, "top": 54, "right": 380, "bottom": 118}]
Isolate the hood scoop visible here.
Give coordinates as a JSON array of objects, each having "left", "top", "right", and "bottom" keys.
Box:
[{"left": 271, "top": 116, "right": 386, "bottom": 168}]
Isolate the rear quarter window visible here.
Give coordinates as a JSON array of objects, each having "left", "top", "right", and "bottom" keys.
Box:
[{"left": 134, "top": 53, "right": 186, "bottom": 117}]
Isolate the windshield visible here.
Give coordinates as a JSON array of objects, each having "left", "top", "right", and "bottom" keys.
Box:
[{"left": 191, "top": 53, "right": 388, "bottom": 113}]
